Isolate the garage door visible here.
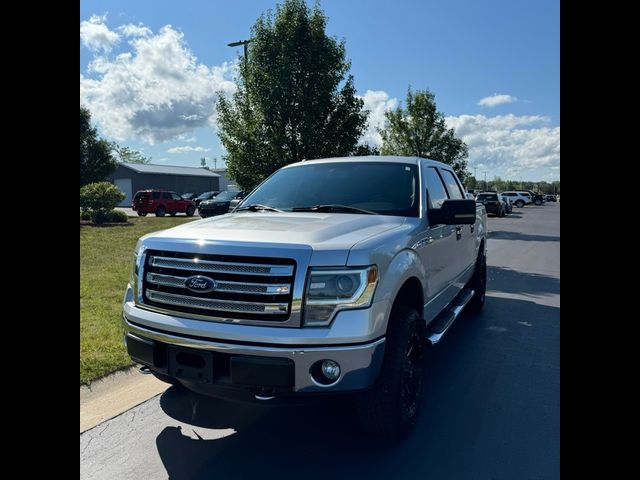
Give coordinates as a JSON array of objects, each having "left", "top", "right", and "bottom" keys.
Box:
[{"left": 114, "top": 178, "right": 132, "bottom": 206}]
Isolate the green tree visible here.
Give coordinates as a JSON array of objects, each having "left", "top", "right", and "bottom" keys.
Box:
[
  {"left": 352, "top": 144, "right": 380, "bottom": 156},
  {"left": 465, "top": 175, "right": 477, "bottom": 190},
  {"left": 379, "top": 88, "right": 469, "bottom": 182},
  {"left": 80, "top": 106, "right": 117, "bottom": 186},
  {"left": 111, "top": 143, "right": 151, "bottom": 164},
  {"left": 200, "top": 157, "right": 207, "bottom": 168},
  {"left": 217, "top": 0, "right": 368, "bottom": 191}
]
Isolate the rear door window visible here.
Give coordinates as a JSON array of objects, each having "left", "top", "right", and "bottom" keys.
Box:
[
  {"left": 440, "top": 170, "right": 464, "bottom": 199},
  {"left": 152, "top": 192, "right": 161, "bottom": 199},
  {"left": 162, "top": 192, "right": 171, "bottom": 200},
  {"left": 425, "top": 167, "right": 449, "bottom": 209}
]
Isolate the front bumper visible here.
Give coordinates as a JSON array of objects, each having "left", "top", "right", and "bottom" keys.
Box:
[{"left": 123, "top": 316, "right": 385, "bottom": 395}]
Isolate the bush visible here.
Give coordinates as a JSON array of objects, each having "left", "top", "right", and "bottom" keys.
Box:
[
  {"left": 107, "top": 209, "right": 128, "bottom": 223},
  {"left": 80, "top": 210, "right": 92, "bottom": 221},
  {"left": 80, "top": 182, "right": 125, "bottom": 224}
]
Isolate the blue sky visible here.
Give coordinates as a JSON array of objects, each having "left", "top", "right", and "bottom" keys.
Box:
[{"left": 80, "top": 0, "right": 559, "bottom": 181}]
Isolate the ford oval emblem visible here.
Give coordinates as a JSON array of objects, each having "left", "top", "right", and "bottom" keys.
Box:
[{"left": 184, "top": 275, "right": 216, "bottom": 293}]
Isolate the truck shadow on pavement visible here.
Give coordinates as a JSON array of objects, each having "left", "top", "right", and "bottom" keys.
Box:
[
  {"left": 488, "top": 231, "right": 560, "bottom": 242},
  {"left": 156, "top": 292, "right": 560, "bottom": 480},
  {"left": 488, "top": 266, "right": 560, "bottom": 296}
]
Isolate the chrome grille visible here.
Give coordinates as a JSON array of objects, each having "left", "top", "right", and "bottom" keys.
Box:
[{"left": 142, "top": 250, "right": 296, "bottom": 322}]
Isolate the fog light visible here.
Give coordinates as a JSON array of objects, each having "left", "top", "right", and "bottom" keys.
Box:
[{"left": 321, "top": 360, "right": 340, "bottom": 381}]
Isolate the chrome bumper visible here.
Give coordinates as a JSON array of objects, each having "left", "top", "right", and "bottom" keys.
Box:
[{"left": 123, "top": 317, "right": 385, "bottom": 393}]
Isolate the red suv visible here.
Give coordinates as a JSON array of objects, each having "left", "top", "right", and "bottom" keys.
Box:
[{"left": 132, "top": 190, "right": 196, "bottom": 217}]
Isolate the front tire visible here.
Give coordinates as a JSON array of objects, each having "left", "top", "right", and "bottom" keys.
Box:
[
  {"left": 467, "top": 249, "right": 487, "bottom": 314},
  {"left": 186, "top": 205, "right": 195, "bottom": 217},
  {"left": 356, "top": 305, "right": 425, "bottom": 438}
]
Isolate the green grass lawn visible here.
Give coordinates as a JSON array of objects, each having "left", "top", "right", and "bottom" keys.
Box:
[{"left": 80, "top": 216, "right": 197, "bottom": 385}]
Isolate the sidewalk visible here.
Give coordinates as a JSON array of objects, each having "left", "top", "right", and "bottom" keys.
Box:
[{"left": 80, "top": 366, "right": 169, "bottom": 433}]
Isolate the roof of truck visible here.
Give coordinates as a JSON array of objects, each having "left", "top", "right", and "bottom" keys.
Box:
[{"left": 286, "top": 155, "right": 451, "bottom": 169}]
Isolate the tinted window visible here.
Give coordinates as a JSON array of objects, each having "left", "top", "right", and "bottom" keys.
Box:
[
  {"left": 134, "top": 192, "right": 149, "bottom": 201},
  {"left": 241, "top": 162, "right": 420, "bottom": 217},
  {"left": 171, "top": 193, "right": 182, "bottom": 200},
  {"left": 152, "top": 192, "right": 161, "bottom": 199},
  {"left": 196, "top": 191, "right": 214, "bottom": 200},
  {"left": 477, "top": 194, "right": 498, "bottom": 201},
  {"left": 440, "top": 170, "right": 464, "bottom": 199},
  {"left": 425, "top": 167, "right": 449, "bottom": 209},
  {"left": 215, "top": 191, "right": 240, "bottom": 201},
  {"left": 162, "top": 192, "right": 171, "bottom": 199}
]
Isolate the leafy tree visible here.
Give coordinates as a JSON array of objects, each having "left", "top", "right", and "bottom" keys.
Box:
[
  {"left": 200, "top": 157, "right": 207, "bottom": 167},
  {"left": 217, "top": 0, "right": 368, "bottom": 191},
  {"left": 80, "top": 182, "right": 125, "bottom": 224},
  {"left": 465, "top": 175, "right": 477, "bottom": 190},
  {"left": 80, "top": 106, "right": 117, "bottom": 186},
  {"left": 352, "top": 144, "right": 380, "bottom": 156},
  {"left": 111, "top": 143, "right": 151, "bottom": 164},
  {"left": 379, "top": 88, "right": 469, "bottom": 182}
]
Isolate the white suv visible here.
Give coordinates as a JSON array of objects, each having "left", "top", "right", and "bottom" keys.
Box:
[{"left": 500, "top": 191, "right": 531, "bottom": 208}]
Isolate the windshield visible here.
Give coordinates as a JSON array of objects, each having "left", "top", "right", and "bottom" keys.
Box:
[
  {"left": 240, "top": 162, "right": 419, "bottom": 217},
  {"left": 215, "top": 191, "right": 239, "bottom": 201}
]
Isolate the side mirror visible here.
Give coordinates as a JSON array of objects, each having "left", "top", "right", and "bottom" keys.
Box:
[{"left": 429, "top": 199, "right": 476, "bottom": 225}]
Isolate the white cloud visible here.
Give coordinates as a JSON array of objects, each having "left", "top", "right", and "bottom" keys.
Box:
[
  {"left": 80, "top": 22, "right": 237, "bottom": 144},
  {"left": 445, "top": 114, "right": 560, "bottom": 177},
  {"left": 118, "top": 23, "right": 152, "bottom": 38},
  {"left": 157, "top": 157, "right": 170, "bottom": 162},
  {"left": 167, "top": 146, "right": 211, "bottom": 154},
  {"left": 80, "top": 15, "right": 120, "bottom": 53},
  {"left": 478, "top": 94, "right": 518, "bottom": 107},
  {"left": 177, "top": 135, "right": 197, "bottom": 143},
  {"left": 359, "top": 90, "right": 398, "bottom": 146}
]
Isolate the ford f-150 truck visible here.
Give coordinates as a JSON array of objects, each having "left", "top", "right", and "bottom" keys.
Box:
[{"left": 122, "top": 156, "right": 487, "bottom": 437}]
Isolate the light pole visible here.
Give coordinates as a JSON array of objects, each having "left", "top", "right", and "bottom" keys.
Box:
[
  {"left": 228, "top": 39, "right": 252, "bottom": 64},
  {"left": 483, "top": 171, "right": 488, "bottom": 191}
]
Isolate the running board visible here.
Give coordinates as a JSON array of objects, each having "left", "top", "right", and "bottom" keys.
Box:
[{"left": 426, "top": 288, "right": 475, "bottom": 345}]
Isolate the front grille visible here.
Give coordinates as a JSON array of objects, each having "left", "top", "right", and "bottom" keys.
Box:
[{"left": 142, "top": 250, "right": 296, "bottom": 321}]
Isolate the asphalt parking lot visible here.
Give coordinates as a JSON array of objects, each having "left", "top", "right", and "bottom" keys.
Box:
[{"left": 81, "top": 203, "right": 560, "bottom": 480}]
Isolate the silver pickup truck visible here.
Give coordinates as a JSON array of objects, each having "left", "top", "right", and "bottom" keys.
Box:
[{"left": 122, "top": 156, "right": 487, "bottom": 437}]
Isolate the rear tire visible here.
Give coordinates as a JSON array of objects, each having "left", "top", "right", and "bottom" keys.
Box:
[
  {"left": 186, "top": 206, "right": 195, "bottom": 217},
  {"left": 467, "top": 249, "right": 487, "bottom": 314},
  {"left": 155, "top": 206, "right": 166, "bottom": 217},
  {"left": 355, "top": 305, "right": 425, "bottom": 438},
  {"left": 137, "top": 212, "right": 147, "bottom": 217},
  {"left": 515, "top": 200, "right": 525, "bottom": 208}
]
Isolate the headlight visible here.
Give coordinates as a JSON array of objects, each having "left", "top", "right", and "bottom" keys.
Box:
[
  {"left": 303, "top": 266, "right": 378, "bottom": 326},
  {"left": 131, "top": 242, "right": 146, "bottom": 303}
]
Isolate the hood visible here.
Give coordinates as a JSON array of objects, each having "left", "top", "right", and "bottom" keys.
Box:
[{"left": 144, "top": 212, "right": 406, "bottom": 265}]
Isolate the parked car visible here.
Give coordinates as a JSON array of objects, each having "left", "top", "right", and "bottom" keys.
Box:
[
  {"left": 194, "top": 191, "right": 220, "bottom": 207},
  {"left": 123, "top": 156, "right": 487, "bottom": 438},
  {"left": 500, "top": 191, "right": 531, "bottom": 208},
  {"left": 545, "top": 194, "right": 557, "bottom": 202},
  {"left": 476, "top": 192, "right": 506, "bottom": 216},
  {"left": 228, "top": 191, "right": 248, "bottom": 212},
  {"left": 181, "top": 193, "right": 200, "bottom": 201},
  {"left": 132, "top": 190, "right": 196, "bottom": 217},
  {"left": 499, "top": 194, "right": 513, "bottom": 214},
  {"left": 529, "top": 192, "right": 545, "bottom": 206},
  {"left": 198, "top": 190, "right": 245, "bottom": 217}
]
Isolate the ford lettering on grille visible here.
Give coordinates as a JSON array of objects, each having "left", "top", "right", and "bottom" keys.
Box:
[{"left": 185, "top": 275, "right": 216, "bottom": 293}]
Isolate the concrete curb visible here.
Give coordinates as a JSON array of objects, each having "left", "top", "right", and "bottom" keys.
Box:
[{"left": 80, "top": 366, "right": 169, "bottom": 433}]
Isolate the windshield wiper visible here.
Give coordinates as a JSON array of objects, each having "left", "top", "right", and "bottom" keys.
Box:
[
  {"left": 291, "top": 204, "right": 378, "bottom": 215},
  {"left": 236, "top": 204, "right": 283, "bottom": 213}
]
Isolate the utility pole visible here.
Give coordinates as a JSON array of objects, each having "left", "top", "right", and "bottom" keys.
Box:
[
  {"left": 228, "top": 39, "right": 252, "bottom": 65},
  {"left": 483, "top": 171, "right": 488, "bottom": 191}
]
